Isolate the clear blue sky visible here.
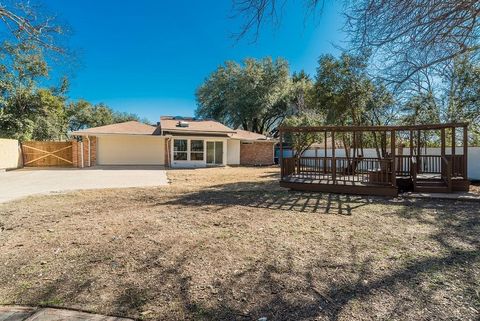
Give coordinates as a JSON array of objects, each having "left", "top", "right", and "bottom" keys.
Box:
[{"left": 45, "top": 0, "right": 345, "bottom": 123}]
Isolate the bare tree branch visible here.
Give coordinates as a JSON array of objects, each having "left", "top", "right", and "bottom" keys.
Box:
[
  {"left": 231, "top": 0, "right": 480, "bottom": 84},
  {"left": 0, "top": 1, "right": 66, "bottom": 53}
]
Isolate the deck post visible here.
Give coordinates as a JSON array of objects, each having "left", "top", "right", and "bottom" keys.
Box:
[
  {"left": 451, "top": 126, "right": 456, "bottom": 176},
  {"left": 391, "top": 130, "right": 396, "bottom": 187},
  {"left": 332, "top": 131, "right": 336, "bottom": 184},
  {"left": 353, "top": 131, "right": 356, "bottom": 158},
  {"left": 409, "top": 130, "right": 414, "bottom": 178},
  {"left": 279, "top": 129, "right": 283, "bottom": 178},
  {"left": 451, "top": 127, "right": 455, "bottom": 156},
  {"left": 463, "top": 125, "right": 468, "bottom": 179},
  {"left": 409, "top": 130, "right": 413, "bottom": 156},
  {"left": 441, "top": 128, "right": 446, "bottom": 157},
  {"left": 441, "top": 127, "right": 446, "bottom": 177},
  {"left": 417, "top": 129, "right": 421, "bottom": 173},
  {"left": 323, "top": 131, "right": 327, "bottom": 174}
]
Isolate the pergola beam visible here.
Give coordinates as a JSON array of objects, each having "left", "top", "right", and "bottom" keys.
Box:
[{"left": 279, "top": 123, "right": 469, "bottom": 133}]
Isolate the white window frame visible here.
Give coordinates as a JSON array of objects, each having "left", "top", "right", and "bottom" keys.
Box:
[
  {"left": 171, "top": 138, "right": 207, "bottom": 163},
  {"left": 190, "top": 139, "right": 205, "bottom": 161},
  {"left": 173, "top": 139, "right": 188, "bottom": 161},
  {"left": 170, "top": 137, "right": 227, "bottom": 167}
]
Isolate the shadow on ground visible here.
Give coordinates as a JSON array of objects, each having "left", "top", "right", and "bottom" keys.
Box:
[
  {"left": 157, "top": 180, "right": 399, "bottom": 215},
  {"left": 3, "top": 178, "right": 480, "bottom": 320}
]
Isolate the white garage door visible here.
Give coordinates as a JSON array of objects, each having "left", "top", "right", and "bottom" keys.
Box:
[{"left": 97, "top": 135, "right": 165, "bottom": 165}]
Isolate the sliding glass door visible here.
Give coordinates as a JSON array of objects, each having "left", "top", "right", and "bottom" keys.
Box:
[{"left": 206, "top": 141, "right": 223, "bottom": 165}]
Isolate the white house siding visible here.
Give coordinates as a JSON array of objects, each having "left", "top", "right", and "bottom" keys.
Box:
[
  {"left": 97, "top": 135, "right": 165, "bottom": 165},
  {"left": 227, "top": 139, "right": 241, "bottom": 165}
]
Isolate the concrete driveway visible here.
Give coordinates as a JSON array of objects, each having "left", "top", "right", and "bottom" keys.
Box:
[{"left": 0, "top": 166, "right": 168, "bottom": 203}]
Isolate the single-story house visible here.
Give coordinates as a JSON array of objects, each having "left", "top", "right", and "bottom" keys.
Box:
[{"left": 71, "top": 116, "right": 276, "bottom": 168}]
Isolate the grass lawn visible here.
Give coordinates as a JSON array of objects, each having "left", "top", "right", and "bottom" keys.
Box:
[{"left": 0, "top": 167, "right": 479, "bottom": 320}]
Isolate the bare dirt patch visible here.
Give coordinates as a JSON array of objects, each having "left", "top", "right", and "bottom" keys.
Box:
[{"left": 0, "top": 166, "right": 479, "bottom": 320}]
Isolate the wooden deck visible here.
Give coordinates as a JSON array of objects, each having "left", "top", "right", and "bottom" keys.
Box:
[
  {"left": 280, "top": 177, "right": 399, "bottom": 196},
  {"left": 282, "top": 173, "right": 391, "bottom": 186},
  {"left": 278, "top": 123, "right": 469, "bottom": 196},
  {"left": 281, "top": 172, "right": 469, "bottom": 196}
]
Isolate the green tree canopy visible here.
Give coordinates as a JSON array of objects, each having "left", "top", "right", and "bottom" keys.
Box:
[
  {"left": 313, "top": 53, "right": 394, "bottom": 127},
  {"left": 0, "top": 40, "right": 53, "bottom": 140},
  {"left": 195, "top": 57, "right": 293, "bottom": 134},
  {"left": 66, "top": 100, "right": 143, "bottom": 132}
]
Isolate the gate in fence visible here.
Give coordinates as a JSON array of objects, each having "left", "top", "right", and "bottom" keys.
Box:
[{"left": 21, "top": 141, "right": 74, "bottom": 167}]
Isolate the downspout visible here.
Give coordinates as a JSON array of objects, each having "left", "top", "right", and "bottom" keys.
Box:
[{"left": 166, "top": 136, "right": 171, "bottom": 167}]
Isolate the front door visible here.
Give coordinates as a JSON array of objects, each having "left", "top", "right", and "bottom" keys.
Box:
[{"left": 206, "top": 141, "right": 223, "bottom": 165}]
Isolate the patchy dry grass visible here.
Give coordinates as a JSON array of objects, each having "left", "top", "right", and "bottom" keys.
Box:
[
  {"left": 0, "top": 166, "right": 479, "bottom": 320},
  {"left": 470, "top": 182, "right": 480, "bottom": 195}
]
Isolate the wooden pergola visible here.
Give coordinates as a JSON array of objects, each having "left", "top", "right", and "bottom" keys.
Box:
[{"left": 279, "top": 123, "right": 470, "bottom": 196}]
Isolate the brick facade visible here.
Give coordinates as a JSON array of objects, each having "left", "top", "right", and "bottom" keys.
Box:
[
  {"left": 72, "top": 136, "right": 97, "bottom": 168},
  {"left": 72, "top": 141, "right": 78, "bottom": 167},
  {"left": 84, "top": 136, "right": 97, "bottom": 167},
  {"left": 240, "top": 141, "right": 275, "bottom": 166}
]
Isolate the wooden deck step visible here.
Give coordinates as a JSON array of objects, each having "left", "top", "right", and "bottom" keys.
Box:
[
  {"left": 415, "top": 185, "right": 450, "bottom": 193},
  {"left": 415, "top": 179, "right": 446, "bottom": 187},
  {"left": 415, "top": 179, "right": 449, "bottom": 193}
]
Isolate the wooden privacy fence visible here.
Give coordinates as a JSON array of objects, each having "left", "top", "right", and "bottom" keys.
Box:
[{"left": 21, "top": 141, "right": 74, "bottom": 167}]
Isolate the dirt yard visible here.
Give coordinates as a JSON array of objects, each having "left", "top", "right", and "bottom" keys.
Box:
[{"left": 0, "top": 167, "right": 479, "bottom": 320}]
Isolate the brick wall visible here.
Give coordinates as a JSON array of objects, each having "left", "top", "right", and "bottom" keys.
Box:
[
  {"left": 83, "top": 136, "right": 97, "bottom": 167},
  {"left": 72, "top": 136, "right": 97, "bottom": 168},
  {"left": 240, "top": 141, "right": 275, "bottom": 165},
  {"left": 72, "top": 141, "right": 78, "bottom": 167}
]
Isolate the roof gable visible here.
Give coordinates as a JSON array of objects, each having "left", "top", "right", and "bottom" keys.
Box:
[{"left": 72, "top": 121, "right": 158, "bottom": 136}]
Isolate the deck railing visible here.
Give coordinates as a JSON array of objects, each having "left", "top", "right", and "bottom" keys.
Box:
[
  {"left": 281, "top": 154, "right": 466, "bottom": 186},
  {"left": 394, "top": 154, "right": 466, "bottom": 178},
  {"left": 418, "top": 155, "right": 442, "bottom": 174},
  {"left": 282, "top": 156, "right": 394, "bottom": 186},
  {"left": 413, "top": 155, "right": 467, "bottom": 178},
  {"left": 396, "top": 155, "right": 411, "bottom": 176},
  {"left": 450, "top": 154, "right": 465, "bottom": 177}
]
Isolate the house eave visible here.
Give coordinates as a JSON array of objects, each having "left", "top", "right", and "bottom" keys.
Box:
[
  {"left": 71, "top": 132, "right": 161, "bottom": 137},
  {"left": 162, "top": 129, "right": 236, "bottom": 135}
]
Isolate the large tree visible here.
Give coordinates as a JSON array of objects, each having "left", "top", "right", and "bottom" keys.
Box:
[
  {"left": 401, "top": 55, "right": 480, "bottom": 144},
  {"left": 313, "top": 53, "right": 394, "bottom": 126},
  {"left": 311, "top": 53, "right": 395, "bottom": 158},
  {"left": 195, "top": 57, "right": 293, "bottom": 134},
  {"left": 0, "top": 40, "right": 52, "bottom": 140},
  {"left": 443, "top": 56, "right": 480, "bottom": 132}
]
